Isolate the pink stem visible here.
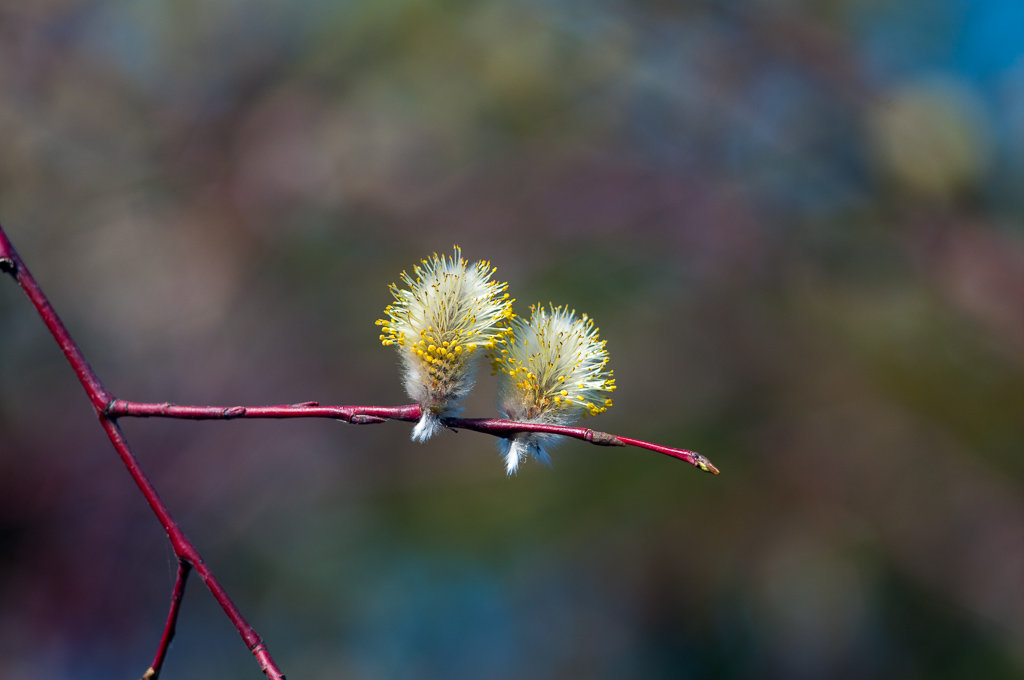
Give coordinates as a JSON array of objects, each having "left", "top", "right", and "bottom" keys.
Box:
[
  {"left": 612, "top": 435, "right": 719, "bottom": 475},
  {"left": 438, "top": 417, "right": 717, "bottom": 474},
  {"left": 106, "top": 399, "right": 420, "bottom": 424},
  {"left": 0, "top": 224, "right": 288, "bottom": 678},
  {"left": 144, "top": 561, "right": 191, "bottom": 680},
  {"left": 103, "top": 401, "right": 718, "bottom": 474},
  {"left": 0, "top": 234, "right": 111, "bottom": 410}
]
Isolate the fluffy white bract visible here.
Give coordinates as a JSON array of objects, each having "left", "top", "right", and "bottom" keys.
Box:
[
  {"left": 377, "top": 246, "right": 513, "bottom": 441},
  {"left": 492, "top": 304, "right": 616, "bottom": 473}
]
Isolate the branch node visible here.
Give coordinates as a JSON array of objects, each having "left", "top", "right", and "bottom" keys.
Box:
[
  {"left": 252, "top": 644, "right": 287, "bottom": 679},
  {"left": 222, "top": 406, "right": 247, "bottom": 418},
  {"left": 585, "top": 429, "right": 625, "bottom": 446},
  {"left": 348, "top": 414, "right": 387, "bottom": 424},
  {"left": 103, "top": 399, "right": 120, "bottom": 418}
]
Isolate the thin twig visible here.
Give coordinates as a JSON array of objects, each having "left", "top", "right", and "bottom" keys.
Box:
[
  {"left": 104, "top": 400, "right": 420, "bottom": 424},
  {"left": 143, "top": 560, "right": 192, "bottom": 680},
  {"left": 104, "top": 400, "right": 718, "bottom": 474},
  {"left": 0, "top": 224, "right": 288, "bottom": 679}
]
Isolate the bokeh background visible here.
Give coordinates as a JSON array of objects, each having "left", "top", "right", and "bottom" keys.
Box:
[{"left": 2, "top": 1, "right": 1024, "bottom": 678}]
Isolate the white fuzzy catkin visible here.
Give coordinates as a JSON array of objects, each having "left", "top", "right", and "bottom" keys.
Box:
[
  {"left": 377, "top": 246, "right": 514, "bottom": 441},
  {"left": 491, "top": 304, "right": 615, "bottom": 473}
]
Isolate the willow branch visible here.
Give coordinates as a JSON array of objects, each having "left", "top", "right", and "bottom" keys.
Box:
[
  {"left": 2, "top": 218, "right": 715, "bottom": 678},
  {"left": 105, "top": 400, "right": 719, "bottom": 474},
  {"left": 0, "top": 223, "right": 287, "bottom": 679}
]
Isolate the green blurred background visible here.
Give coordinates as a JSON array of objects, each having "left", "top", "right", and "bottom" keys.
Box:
[{"left": 2, "top": 1, "right": 1024, "bottom": 678}]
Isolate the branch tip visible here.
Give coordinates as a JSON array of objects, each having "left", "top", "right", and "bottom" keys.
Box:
[
  {"left": 0, "top": 256, "right": 16, "bottom": 276},
  {"left": 695, "top": 455, "right": 720, "bottom": 475},
  {"left": 141, "top": 668, "right": 157, "bottom": 680}
]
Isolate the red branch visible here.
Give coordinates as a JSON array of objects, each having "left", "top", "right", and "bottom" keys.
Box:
[
  {"left": 104, "top": 400, "right": 719, "bottom": 473},
  {"left": 0, "top": 225, "right": 287, "bottom": 679},
  {"left": 144, "top": 560, "right": 191, "bottom": 680},
  {"left": 1, "top": 221, "right": 716, "bottom": 678}
]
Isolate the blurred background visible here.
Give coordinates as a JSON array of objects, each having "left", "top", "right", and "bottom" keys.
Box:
[{"left": 2, "top": 1, "right": 1023, "bottom": 678}]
